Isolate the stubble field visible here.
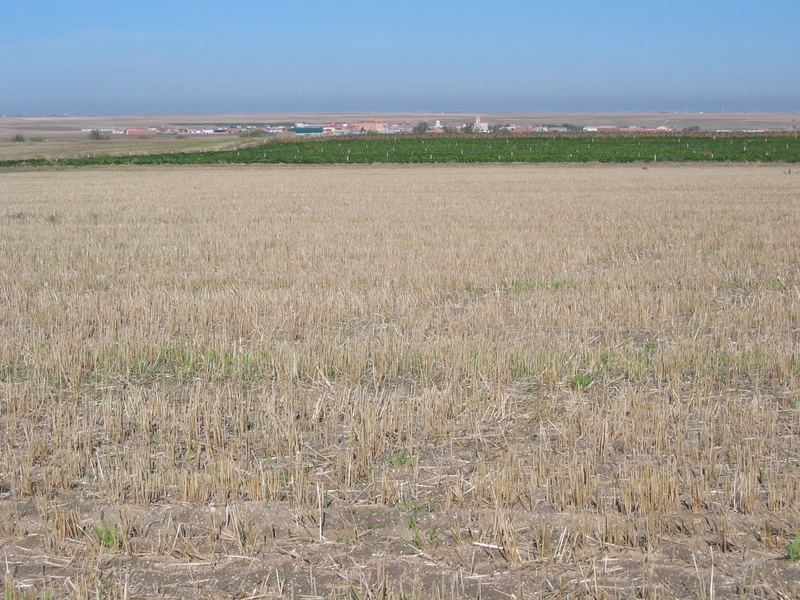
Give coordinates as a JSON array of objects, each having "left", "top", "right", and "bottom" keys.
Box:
[
  {"left": 1, "top": 164, "right": 799, "bottom": 599},
  {"left": 0, "top": 135, "right": 241, "bottom": 162}
]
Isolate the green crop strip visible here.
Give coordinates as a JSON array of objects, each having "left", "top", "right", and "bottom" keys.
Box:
[{"left": 2, "top": 134, "right": 800, "bottom": 168}]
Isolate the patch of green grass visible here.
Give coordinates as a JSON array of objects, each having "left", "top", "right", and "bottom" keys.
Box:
[
  {"left": 569, "top": 373, "right": 592, "bottom": 391},
  {"left": 408, "top": 524, "right": 423, "bottom": 549},
  {"left": 506, "top": 279, "right": 538, "bottom": 293},
  {"left": 335, "top": 533, "right": 353, "bottom": 545},
  {"left": 93, "top": 522, "right": 120, "bottom": 549},
  {"left": 2, "top": 363, "right": 27, "bottom": 382},
  {"left": 388, "top": 449, "right": 412, "bottom": 467},
  {"left": 511, "top": 356, "right": 539, "bottom": 379},
  {"left": 395, "top": 497, "right": 423, "bottom": 538},
  {"left": 788, "top": 534, "right": 800, "bottom": 562}
]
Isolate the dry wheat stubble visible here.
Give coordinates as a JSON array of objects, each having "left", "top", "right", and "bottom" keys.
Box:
[{"left": 0, "top": 163, "right": 799, "bottom": 599}]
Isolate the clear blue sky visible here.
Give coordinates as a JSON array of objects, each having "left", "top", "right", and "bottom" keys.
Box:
[{"left": 2, "top": 0, "right": 798, "bottom": 115}]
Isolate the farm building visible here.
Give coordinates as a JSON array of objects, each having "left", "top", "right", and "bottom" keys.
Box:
[
  {"left": 125, "top": 128, "right": 157, "bottom": 136},
  {"left": 358, "top": 117, "right": 389, "bottom": 132}
]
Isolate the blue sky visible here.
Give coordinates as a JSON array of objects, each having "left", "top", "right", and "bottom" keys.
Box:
[{"left": 2, "top": 0, "right": 798, "bottom": 115}]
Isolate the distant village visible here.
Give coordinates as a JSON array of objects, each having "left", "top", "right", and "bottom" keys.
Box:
[{"left": 82, "top": 115, "right": 771, "bottom": 137}]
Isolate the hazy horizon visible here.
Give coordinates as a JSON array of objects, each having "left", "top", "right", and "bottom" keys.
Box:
[{"left": 3, "top": 1, "right": 798, "bottom": 116}]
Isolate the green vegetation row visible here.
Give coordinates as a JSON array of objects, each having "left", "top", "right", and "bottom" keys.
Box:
[{"left": 3, "top": 133, "right": 800, "bottom": 167}]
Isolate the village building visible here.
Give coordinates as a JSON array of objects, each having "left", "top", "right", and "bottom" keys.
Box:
[{"left": 358, "top": 117, "right": 389, "bottom": 132}]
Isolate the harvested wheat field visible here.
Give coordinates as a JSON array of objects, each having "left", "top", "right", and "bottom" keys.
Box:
[{"left": 1, "top": 164, "right": 799, "bottom": 599}]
